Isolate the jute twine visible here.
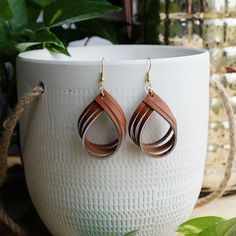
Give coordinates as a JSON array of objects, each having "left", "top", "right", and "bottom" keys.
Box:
[
  {"left": 196, "top": 79, "right": 236, "bottom": 207},
  {"left": 0, "top": 80, "right": 234, "bottom": 235},
  {"left": 0, "top": 86, "right": 43, "bottom": 236}
]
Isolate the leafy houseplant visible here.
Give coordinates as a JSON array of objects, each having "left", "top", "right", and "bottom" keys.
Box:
[
  {"left": 0, "top": 0, "right": 164, "bottom": 148},
  {"left": 0, "top": 0, "right": 124, "bottom": 145}
]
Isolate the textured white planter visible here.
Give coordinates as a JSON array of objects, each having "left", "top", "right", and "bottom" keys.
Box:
[{"left": 17, "top": 45, "right": 209, "bottom": 236}]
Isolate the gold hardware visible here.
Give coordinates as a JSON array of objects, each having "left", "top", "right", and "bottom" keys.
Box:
[
  {"left": 100, "top": 58, "right": 105, "bottom": 97},
  {"left": 145, "top": 57, "right": 153, "bottom": 95}
]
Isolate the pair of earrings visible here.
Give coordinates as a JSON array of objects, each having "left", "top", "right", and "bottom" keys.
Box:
[{"left": 78, "top": 58, "right": 177, "bottom": 158}]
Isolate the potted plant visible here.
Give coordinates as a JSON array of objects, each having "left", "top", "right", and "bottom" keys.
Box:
[{"left": 0, "top": 0, "right": 124, "bottom": 142}]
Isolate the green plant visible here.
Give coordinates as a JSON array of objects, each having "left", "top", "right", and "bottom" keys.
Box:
[
  {"left": 177, "top": 216, "right": 236, "bottom": 235},
  {"left": 0, "top": 0, "right": 163, "bottom": 150},
  {"left": 0, "top": 0, "right": 123, "bottom": 141}
]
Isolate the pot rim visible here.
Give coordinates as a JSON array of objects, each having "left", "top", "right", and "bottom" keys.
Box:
[{"left": 17, "top": 45, "right": 208, "bottom": 65}]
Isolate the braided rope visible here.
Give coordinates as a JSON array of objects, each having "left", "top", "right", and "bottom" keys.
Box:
[
  {"left": 195, "top": 79, "right": 236, "bottom": 208},
  {"left": 0, "top": 208, "right": 27, "bottom": 236},
  {"left": 0, "top": 86, "right": 43, "bottom": 236}
]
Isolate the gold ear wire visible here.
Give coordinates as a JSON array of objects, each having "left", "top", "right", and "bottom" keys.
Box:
[
  {"left": 145, "top": 57, "right": 153, "bottom": 95},
  {"left": 147, "top": 57, "right": 152, "bottom": 75},
  {"left": 100, "top": 58, "right": 105, "bottom": 97}
]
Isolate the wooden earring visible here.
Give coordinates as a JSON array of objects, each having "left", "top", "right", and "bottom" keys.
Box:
[
  {"left": 128, "top": 58, "right": 177, "bottom": 157},
  {"left": 78, "top": 58, "right": 126, "bottom": 158}
]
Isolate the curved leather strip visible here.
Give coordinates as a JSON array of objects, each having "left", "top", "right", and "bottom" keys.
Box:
[
  {"left": 84, "top": 139, "right": 118, "bottom": 156},
  {"left": 81, "top": 104, "right": 121, "bottom": 157},
  {"left": 80, "top": 102, "right": 120, "bottom": 156},
  {"left": 130, "top": 105, "right": 152, "bottom": 144},
  {"left": 143, "top": 127, "right": 172, "bottom": 146},
  {"left": 137, "top": 109, "right": 175, "bottom": 149},
  {"left": 133, "top": 106, "right": 151, "bottom": 143},
  {"left": 78, "top": 89, "right": 126, "bottom": 158},
  {"left": 144, "top": 92, "right": 177, "bottom": 128},
  {"left": 80, "top": 108, "right": 103, "bottom": 138},
  {"left": 135, "top": 107, "right": 153, "bottom": 146},
  {"left": 128, "top": 92, "right": 177, "bottom": 157},
  {"left": 142, "top": 134, "right": 175, "bottom": 153},
  {"left": 80, "top": 108, "right": 120, "bottom": 157},
  {"left": 128, "top": 102, "right": 146, "bottom": 141},
  {"left": 79, "top": 106, "right": 116, "bottom": 156},
  {"left": 95, "top": 95, "right": 123, "bottom": 141},
  {"left": 85, "top": 139, "right": 118, "bottom": 152},
  {"left": 99, "top": 94, "right": 126, "bottom": 139},
  {"left": 143, "top": 96, "right": 176, "bottom": 156},
  {"left": 78, "top": 100, "right": 119, "bottom": 154},
  {"left": 139, "top": 117, "right": 175, "bottom": 156},
  {"left": 78, "top": 103, "right": 102, "bottom": 136},
  {"left": 140, "top": 96, "right": 176, "bottom": 156},
  {"left": 145, "top": 141, "right": 176, "bottom": 157},
  {"left": 78, "top": 101, "right": 96, "bottom": 127},
  {"left": 131, "top": 109, "right": 150, "bottom": 143},
  {"left": 103, "top": 90, "right": 127, "bottom": 136},
  {"left": 137, "top": 109, "right": 175, "bottom": 154}
]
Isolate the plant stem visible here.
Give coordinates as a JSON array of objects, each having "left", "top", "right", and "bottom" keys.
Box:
[{"left": 84, "top": 37, "right": 91, "bottom": 46}]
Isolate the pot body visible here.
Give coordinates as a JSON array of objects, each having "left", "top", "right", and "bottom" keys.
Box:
[{"left": 17, "top": 45, "right": 209, "bottom": 236}]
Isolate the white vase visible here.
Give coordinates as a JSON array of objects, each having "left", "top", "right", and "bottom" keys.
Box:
[{"left": 16, "top": 45, "right": 209, "bottom": 236}]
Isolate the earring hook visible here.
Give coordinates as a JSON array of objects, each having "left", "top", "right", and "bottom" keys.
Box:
[
  {"left": 100, "top": 58, "right": 105, "bottom": 97},
  {"left": 145, "top": 57, "right": 153, "bottom": 95},
  {"left": 147, "top": 57, "right": 152, "bottom": 75}
]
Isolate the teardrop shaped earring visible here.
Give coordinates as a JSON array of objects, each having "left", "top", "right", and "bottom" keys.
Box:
[
  {"left": 128, "top": 58, "right": 177, "bottom": 157},
  {"left": 78, "top": 58, "right": 126, "bottom": 158}
]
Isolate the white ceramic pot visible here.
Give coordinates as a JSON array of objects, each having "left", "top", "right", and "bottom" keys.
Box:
[{"left": 17, "top": 45, "right": 209, "bottom": 236}]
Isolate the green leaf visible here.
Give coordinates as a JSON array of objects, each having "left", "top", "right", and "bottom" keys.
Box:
[
  {"left": 11, "top": 21, "right": 46, "bottom": 39},
  {"left": 198, "top": 217, "right": 236, "bottom": 236},
  {"left": 0, "top": 0, "right": 13, "bottom": 20},
  {"left": 16, "top": 28, "right": 69, "bottom": 55},
  {"left": 0, "top": 41, "right": 19, "bottom": 60},
  {"left": 30, "top": 0, "right": 55, "bottom": 7},
  {"left": 26, "top": 1, "right": 41, "bottom": 22},
  {"left": 76, "top": 19, "right": 126, "bottom": 44},
  {"left": 124, "top": 230, "right": 139, "bottom": 236},
  {"left": 0, "top": 19, "right": 9, "bottom": 43},
  {"left": 225, "top": 224, "right": 236, "bottom": 236},
  {"left": 16, "top": 42, "right": 40, "bottom": 51},
  {"left": 32, "top": 29, "right": 66, "bottom": 47},
  {"left": 0, "top": 20, "right": 18, "bottom": 61},
  {"left": 8, "top": 0, "right": 28, "bottom": 29},
  {"left": 46, "top": 43, "right": 69, "bottom": 56},
  {"left": 177, "top": 216, "right": 225, "bottom": 236},
  {"left": 43, "top": 0, "right": 121, "bottom": 27}
]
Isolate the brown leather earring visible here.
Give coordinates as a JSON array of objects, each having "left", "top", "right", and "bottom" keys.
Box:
[
  {"left": 78, "top": 58, "right": 126, "bottom": 158},
  {"left": 128, "top": 58, "right": 177, "bottom": 157}
]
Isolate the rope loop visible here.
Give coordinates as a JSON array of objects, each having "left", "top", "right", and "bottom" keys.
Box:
[
  {"left": 0, "top": 85, "right": 43, "bottom": 236},
  {"left": 196, "top": 79, "right": 236, "bottom": 208}
]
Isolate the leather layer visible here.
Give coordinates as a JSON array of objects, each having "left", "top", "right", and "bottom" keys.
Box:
[
  {"left": 78, "top": 89, "right": 126, "bottom": 158},
  {"left": 129, "top": 92, "right": 177, "bottom": 157}
]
